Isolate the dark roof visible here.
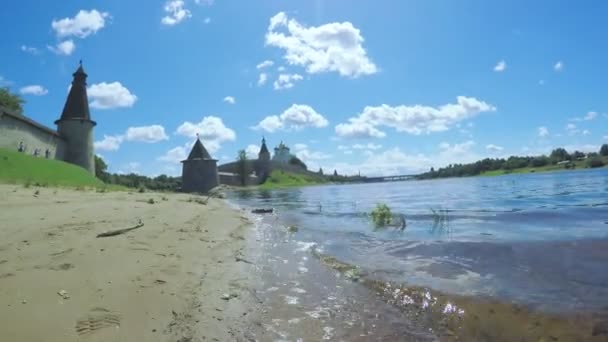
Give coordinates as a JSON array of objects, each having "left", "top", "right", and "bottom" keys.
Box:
[
  {"left": 259, "top": 137, "right": 269, "bottom": 155},
  {"left": 186, "top": 138, "right": 213, "bottom": 160},
  {"left": 0, "top": 106, "right": 61, "bottom": 138},
  {"left": 58, "top": 64, "right": 92, "bottom": 122}
]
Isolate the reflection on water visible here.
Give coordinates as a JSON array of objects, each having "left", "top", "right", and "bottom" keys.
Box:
[
  {"left": 233, "top": 169, "right": 608, "bottom": 340},
  {"left": 231, "top": 168, "right": 608, "bottom": 316}
]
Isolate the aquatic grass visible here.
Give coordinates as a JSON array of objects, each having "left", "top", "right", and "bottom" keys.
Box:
[
  {"left": 371, "top": 203, "right": 392, "bottom": 227},
  {"left": 430, "top": 207, "right": 451, "bottom": 234},
  {"left": 370, "top": 203, "right": 406, "bottom": 230}
]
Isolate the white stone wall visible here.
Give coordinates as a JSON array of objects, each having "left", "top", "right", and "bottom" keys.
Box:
[{"left": 0, "top": 113, "right": 65, "bottom": 159}]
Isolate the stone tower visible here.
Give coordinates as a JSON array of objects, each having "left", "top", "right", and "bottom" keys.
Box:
[
  {"left": 55, "top": 62, "right": 96, "bottom": 174},
  {"left": 255, "top": 137, "right": 271, "bottom": 181},
  {"left": 181, "top": 137, "right": 219, "bottom": 193}
]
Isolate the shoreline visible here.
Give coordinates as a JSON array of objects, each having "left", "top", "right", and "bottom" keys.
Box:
[
  {"left": 312, "top": 249, "right": 608, "bottom": 341},
  {"left": 0, "top": 184, "right": 262, "bottom": 341}
]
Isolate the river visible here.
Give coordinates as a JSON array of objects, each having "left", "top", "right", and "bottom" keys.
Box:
[{"left": 230, "top": 168, "right": 608, "bottom": 341}]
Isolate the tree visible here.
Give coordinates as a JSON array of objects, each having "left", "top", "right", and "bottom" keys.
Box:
[
  {"left": 318, "top": 167, "right": 323, "bottom": 175},
  {"left": 289, "top": 156, "right": 307, "bottom": 170},
  {"left": 600, "top": 144, "right": 608, "bottom": 157},
  {"left": 94, "top": 155, "right": 110, "bottom": 182},
  {"left": 572, "top": 151, "right": 586, "bottom": 160},
  {"left": 236, "top": 149, "right": 251, "bottom": 186},
  {"left": 550, "top": 148, "right": 571, "bottom": 163},
  {"left": 333, "top": 169, "right": 338, "bottom": 177},
  {"left": 0, "top": 87, "right": 25, "bottom": 114}
]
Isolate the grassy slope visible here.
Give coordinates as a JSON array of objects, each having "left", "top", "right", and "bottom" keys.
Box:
[
  {"left": 480, "top": 156, "right": 608, "bottom": 176},
  {"left": 0, "top": 148, "right": 104, "bottom": 187},
  {"left": 258, "top": 170, "right": 327, "bottom": 189}
]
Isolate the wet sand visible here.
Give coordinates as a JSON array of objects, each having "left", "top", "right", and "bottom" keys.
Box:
[{"left": 0, "top": 185, "right": 261, "bottom": 342}]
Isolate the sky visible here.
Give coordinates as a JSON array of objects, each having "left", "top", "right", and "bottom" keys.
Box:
[{"left": 1, "top": 0, "right": 607, "bottom": 176}]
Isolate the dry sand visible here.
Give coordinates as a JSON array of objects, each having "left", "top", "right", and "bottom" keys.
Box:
[{"left": 0, "top": 184, "right": 261, "bottom": 342}]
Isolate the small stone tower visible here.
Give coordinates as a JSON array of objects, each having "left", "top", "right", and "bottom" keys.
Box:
[
  {"left": 55, "top": 62, "right": 96, "bottom": 174},
  {"left": 181, "top": 136, "right": 219, "bottom": 193},
  {"left": 255, "top": 137, "right": 271, "bottom": 181}
]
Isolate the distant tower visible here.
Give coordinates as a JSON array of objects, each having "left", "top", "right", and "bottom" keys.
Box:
[
  {"left": 255, "top": 137, "right": 271, "bottom": 181},
  {"left": 181, "top": 136, "right": 219, "bottom": 193},
  {"left": 55, "top": 62, "right": 96, "bottom": 174},
  {"left": 272, "top": 140, "right": 292, "bottom": 164}
]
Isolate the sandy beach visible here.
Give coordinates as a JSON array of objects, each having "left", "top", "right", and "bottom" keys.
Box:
[{"left": 0, "top": 184, "right": 260, "bottom": 342}]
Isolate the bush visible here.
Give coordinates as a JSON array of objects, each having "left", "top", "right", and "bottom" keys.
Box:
[
  {"left": 371, "top": 203, "right": 392, "bottom": 227},
  {"left": 587, "top": 158, "right": 605, "bottom": 168}
]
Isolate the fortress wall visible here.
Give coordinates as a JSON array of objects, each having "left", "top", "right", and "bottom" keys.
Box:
[{"left": 0, "top": 111, "right": 65, "bottom": 159}]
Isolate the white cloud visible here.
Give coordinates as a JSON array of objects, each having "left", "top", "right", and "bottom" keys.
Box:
[
  {"left": 254, "top": 116, "right": 283, "bottom": 133},
  {"left": 539, "top": 80, "right": 545, "bottom": 86},
  {"left": 493, "top": 60, "right": 506, "bottom": 72},
  {"left": 256, "top": 60, "right": 274, "bottom": 69},
  {"left": 88, "top": 82, "right": 137, "bottom": 109},
  {"left": 265, "top": 12, "right": 377, "bottom": 78},
  {"left": 566, "top": 123, "right": 580, "bottom": 135},
  {"left": 352, "top": 143, "right": 382, "bottom": 150},
  {"left": 584, "top": 111, "right": 597, "bottom": 121},
  {"left": 223, "top": 96, "right": 236, "bottom": 104},
  {"left": 204, "top": 17, "right": 211, "bottom": 24},
  {"left": 161, "top": 0, "right": 191, "bottom": 26},
  {"left": 158, "top": 145, "right": 188, "bottom": 163},
  {"left": 439, "top": 140, "right": 476, "bottom": 154},
  {"left": 124, "top": 125, "right": 169, "bottom": 143},
  {"left": 538, "top": 126, "right": 549, "bottom": 137},
  {"left": 293, "top": 146, "right": 332, "bottom": 170},
  {"left": 194, "top": 0, "right": 214, "bottom": 5},
  {"left": 94, "top": 135, "right": 123, "bottom": 151},
  {"left": 48, "top": 40, "right": 75, "bottom": 56},
  {"left": 277, "top": 66, "right": 286, "bottom": 72},
  {"left": 321, "top": 140, "right": 482, "bottom": 177},
  {"left": 21, "top": 45, "right": 39, "bottom": 55},
  {"left": 564, "top": 144, "right": 599, "bottom": 153},
  {"left": 335, "top": 96, "right": 495, "bottom": 139},
  {"left": 175, "top": 116, "right": 236, "bottom": 153},
  {"left": 19, "top": 85, "right": 48, "bottom": 96},
  {"left": 253, "top": 104, "right": 329, "bottom": 132},
  {"left": 51, "top": 9, "right": 109, "bottom": 38},
  {"left": 335, "top": 121, "right": 386, "bottom": 139},
  {"left": 554, "top": 61, "right": 564, "bottom": 71},
  {"left": 603, "top": 135, "right": 608, "bottom": 141},
  {"left": 486, "top": 144, "right": 504, "bottom": 152},
  {"left": 273, "top": 73, "right": 303, "bottom": 90},
  {"left": 245, "top": 144, "right": 260, "bottom": 159},
  {"left": 257, "top": 73, "right": 268, "bottom": 86}
]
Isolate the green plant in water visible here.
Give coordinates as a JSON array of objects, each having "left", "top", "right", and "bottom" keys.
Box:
[{"left": 371, "top": 203, "right": 392, "bottom": 227}]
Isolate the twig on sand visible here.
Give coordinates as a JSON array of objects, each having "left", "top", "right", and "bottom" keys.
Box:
[
  {"left": 235, "top": 256, "right": 255, "bottom": 265},
  {"left": 96, "top": 220, "right": 144, "bottom": 238}
]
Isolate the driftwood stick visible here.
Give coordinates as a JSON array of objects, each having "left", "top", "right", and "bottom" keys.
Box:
[
  {"left": 96, "top": 221, "right": 144, "bottom": 238},
  {"left": 235, "top": 256, "right": 255, "bottom": 265}
]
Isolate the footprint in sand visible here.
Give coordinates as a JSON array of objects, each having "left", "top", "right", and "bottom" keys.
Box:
[{"left": 75, "top": 307, "right": 121, "bottom": 335}]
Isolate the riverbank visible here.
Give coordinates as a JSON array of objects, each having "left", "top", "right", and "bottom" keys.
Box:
[{"left": 0, "top": 184, "right": 261, "bottom": 342}]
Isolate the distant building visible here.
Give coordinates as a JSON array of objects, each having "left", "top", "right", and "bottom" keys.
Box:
[
  {"left": 0, "top": 62, "right": 96, "bottom": 174},
  {"left": 181, "top": 136, "right": 219, "bottom": 193},
  {"left": 255, "top": 137, "right": 271, "bottom": 181},
  {"left": 273, "top": 141, "right": 292, "bottom": 164}
]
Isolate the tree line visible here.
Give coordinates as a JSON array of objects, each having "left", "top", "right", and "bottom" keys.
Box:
[
  {"left": 95, "top": 156, "right": 181, "bottom": 191},
  {"left": 417, "top": 145, "right": 608, "bottom": 180}
]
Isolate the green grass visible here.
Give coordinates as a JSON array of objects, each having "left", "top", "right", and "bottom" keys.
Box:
[
  {"left": 480, "top": 157, "right": 608, "bottom": 177},
  {"left": 258, "top": 170, "right": 327, "bottom": 189},
  {"left": 0, "top": 148, "right": 105, "bottom": 188}
]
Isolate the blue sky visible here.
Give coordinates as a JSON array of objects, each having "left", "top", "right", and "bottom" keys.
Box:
[{"left": 1, "top": 0, "right": 607, "bottom": 176}]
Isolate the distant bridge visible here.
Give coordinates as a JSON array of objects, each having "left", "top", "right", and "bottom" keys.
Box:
[{"left": 361, "top": 174, "right": 417, "bottom": 183}]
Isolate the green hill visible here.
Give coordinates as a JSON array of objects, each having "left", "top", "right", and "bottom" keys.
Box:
[
  {"left": 259, "top": 170, "right": 327, "bottom": 189},
  {"left": 0, "top": 148, "right": 103, "bottom": 187}
]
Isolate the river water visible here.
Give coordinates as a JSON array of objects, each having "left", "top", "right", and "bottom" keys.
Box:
[{"left": 230, "top": 168, "right": 608, "bottom": 341}]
